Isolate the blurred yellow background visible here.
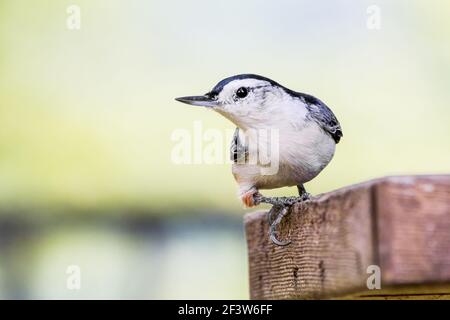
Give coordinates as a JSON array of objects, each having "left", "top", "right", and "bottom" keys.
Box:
[{"left": 0, "top": 0, "right": 449, "bottom": 299}]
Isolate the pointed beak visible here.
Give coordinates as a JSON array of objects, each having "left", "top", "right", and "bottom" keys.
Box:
[{"left": 175, "top": 94, "right": 218, "bottom": 108}]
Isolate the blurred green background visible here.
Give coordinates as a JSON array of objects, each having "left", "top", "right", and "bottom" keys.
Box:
[{"left": 0, "top": 0, "right": 449, "bottom": 299}]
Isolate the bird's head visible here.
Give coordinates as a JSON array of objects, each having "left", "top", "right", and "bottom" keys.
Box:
[{"left": 175, "top": 74, "right": 297, "bottom": 130}]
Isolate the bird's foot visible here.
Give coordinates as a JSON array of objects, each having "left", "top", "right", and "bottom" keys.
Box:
[
  {"left": 269, "top": 206, "right": 291, "bottom": 246},
  {"left": 253, "top": 193, "right": 311, "bottom": 246},
  {"left": 254, "top": 193, "right": 311, "bottom": 207}
]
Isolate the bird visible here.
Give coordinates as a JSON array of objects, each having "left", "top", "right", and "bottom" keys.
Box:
[{"left": 175, "top": 74, "right": 342, "bottom": 245}]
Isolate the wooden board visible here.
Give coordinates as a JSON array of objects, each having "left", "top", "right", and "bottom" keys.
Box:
[{"left": 244, "top": 175, "right": 450, "bottom": 299}]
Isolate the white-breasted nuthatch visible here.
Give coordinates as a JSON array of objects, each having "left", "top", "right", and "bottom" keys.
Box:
[{"left": 176, "top": 74, "right": 342, "bottom": 245}]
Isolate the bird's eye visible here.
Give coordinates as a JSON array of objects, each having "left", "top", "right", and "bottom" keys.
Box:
[{"left": 236, "top": 87, "right": 248, "bottom": 99}]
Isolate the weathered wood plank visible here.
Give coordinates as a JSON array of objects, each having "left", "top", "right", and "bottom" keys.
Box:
[
  {"left": 244, "top": 175, "right": 450, "bottom": 299},
  {"left": 376, "top": 176, "right": 450, "bottom": 285}
]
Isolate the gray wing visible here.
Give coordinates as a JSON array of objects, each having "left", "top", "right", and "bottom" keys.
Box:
[
  {"left": 300, "top": 93, "right": 343, "bottom": 143},
  {"left": 230, "top": 127, "right": 248, "bottom": 163}
]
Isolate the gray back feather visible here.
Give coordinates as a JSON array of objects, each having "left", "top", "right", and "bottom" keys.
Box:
[{"left": 297, "top": 93, "right": 343, "bottom": 144}]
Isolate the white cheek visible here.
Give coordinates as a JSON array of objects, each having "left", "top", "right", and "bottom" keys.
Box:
[{"left": 215, "top": 83, "right": 310, "bottom": 130}]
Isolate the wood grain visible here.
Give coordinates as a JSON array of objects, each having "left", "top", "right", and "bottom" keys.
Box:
[{"left": 244, "top": 175, "right": 450, "bottom": 299}]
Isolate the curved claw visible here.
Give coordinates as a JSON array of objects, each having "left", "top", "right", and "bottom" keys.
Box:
[
  {"left": 268, "top": 207, "right": 291, "bottom": 246},
  {"left": 270, "top": 232, "right": 291, "bottom": 246},
  {"left": 267, "top": 204, "right": 282, "bottom": 225}
]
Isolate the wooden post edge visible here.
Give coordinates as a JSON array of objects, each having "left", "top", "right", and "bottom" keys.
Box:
[{"left": 244, "top": 175, "right": 450, "bottom": 299}]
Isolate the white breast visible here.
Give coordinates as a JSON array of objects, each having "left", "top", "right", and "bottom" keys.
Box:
[{"left": 232, "top": 105, "right": 336, "bottom": 191}]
